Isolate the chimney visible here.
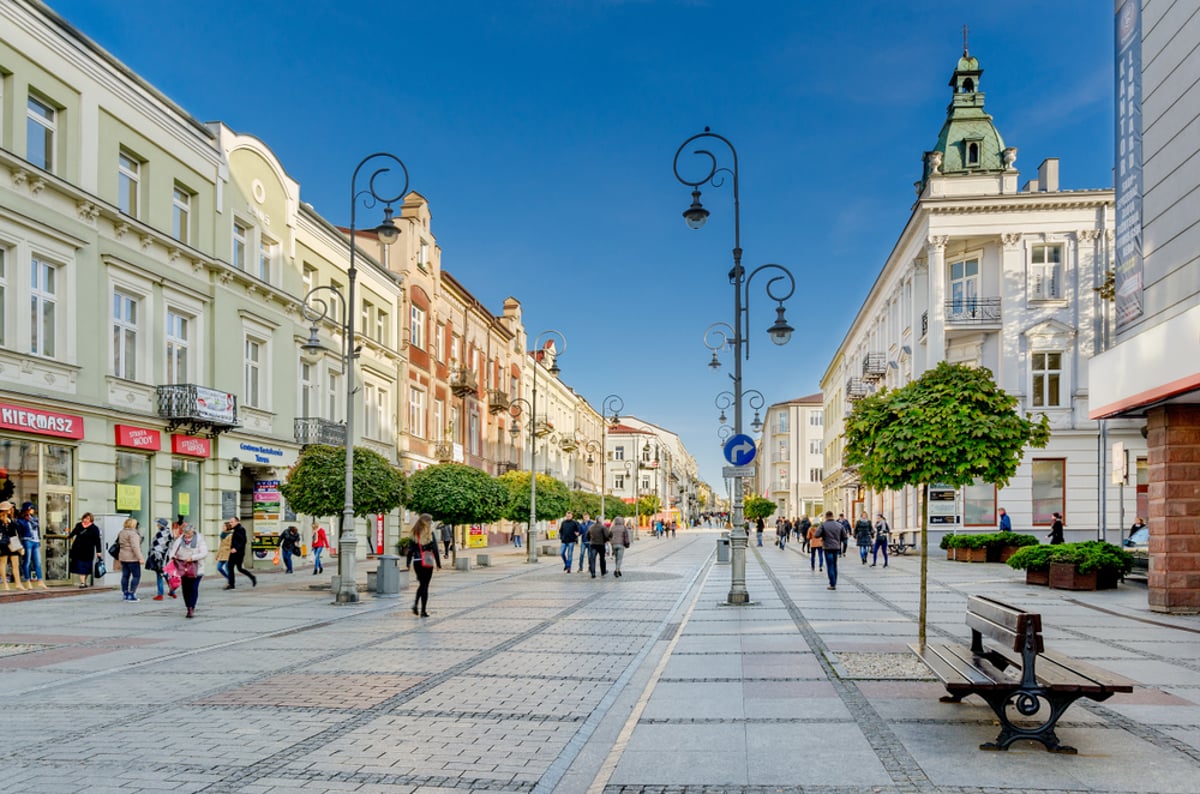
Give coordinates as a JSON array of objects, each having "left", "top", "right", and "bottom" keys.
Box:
[
  {"left": 1023, "top": 179, "right": 1039, "bottom": 193},
  {"left": 1037, "top": 158, "right": 1060, "bottom": 192}
]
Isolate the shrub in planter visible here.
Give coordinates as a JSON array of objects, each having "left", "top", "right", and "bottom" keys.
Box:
[
  {"left": 986, "top": 532, "right": 1039, "bottom": 562},
  {"left": 1007, "top": 544, "right": 1054, "bottom": 585},
  {"left": 1007, "top": 541, "right": 1133, "bottom": 588}
]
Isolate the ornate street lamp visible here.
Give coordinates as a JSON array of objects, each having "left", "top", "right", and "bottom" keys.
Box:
[
  {"left": 675, "top": 129, "right": 795, "bottom": 605},
  {"left": 520, "top": 331, "right": 566, "bottom": 563},
  {"left": 600, "top": 394, "right": 623, "bottom": 523},
  {"left": 300, "top": 152, "right": 405, "bottom": 605}
]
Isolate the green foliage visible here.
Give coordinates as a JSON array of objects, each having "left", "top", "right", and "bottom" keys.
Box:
[
  {"left": 843, "top": 362, "right": 1051, "bottom": 492},
  {"left": 405, "top": 463, "right": 508, "bottom": 527},
  {"left": 939, "top": 533, "right": 954, "bottom": 550},
  {"left": 943, "top": 532, "right": 1041, "bottom": 550},
  {"left": 1006, "top": 541, "right": 1134, "bottom": 576},
  {"left": 280, "top": 444, "right": 404, "bottom": 518},
  {"left": 990, "top": 532, "right": 1040, "bottom": 550},
  {"left": 497, "top": 470, "right": 571, "bottom": 523},
  {"left": 637, "top": 494, "right": 661, "bottom": 517},
  {"left": 396, "top": 536, "right": 413, "bottom": 555},
  {"left": 605, "top": 498, "right": 633, "bottom": 519},
  {"left": 743, "top": 496, "right": 778, "bottom": 521},
  {"left": 569, "top": 490, "right": 601, "bottom": 518}
]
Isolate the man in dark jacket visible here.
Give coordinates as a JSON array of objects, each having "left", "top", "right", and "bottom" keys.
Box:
[
  {"left": 815, "top": 512, "right": 849, "bottom": 590},
  {"left": 559, "top": 511, "right": 582, "bottom": 572},
  {"left": 225, "top": 516, "right": 257, "bottom": 589},
  {"left": 586, "top": 518, "right": 611, "bottom": 578}
]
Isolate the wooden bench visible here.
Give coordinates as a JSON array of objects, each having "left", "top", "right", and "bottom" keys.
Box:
[{"left": 912, "top": 594, "right": 1133, "bottom": 753}]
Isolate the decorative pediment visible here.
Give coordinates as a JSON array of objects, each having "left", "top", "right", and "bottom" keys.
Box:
[{"left": 1022, "top": 318, "right": 1075, "bottom": 350}]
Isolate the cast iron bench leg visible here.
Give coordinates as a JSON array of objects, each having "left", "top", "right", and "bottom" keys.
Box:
[{"left": 977, "top": 689, "right": 1081, "bottom": 754}]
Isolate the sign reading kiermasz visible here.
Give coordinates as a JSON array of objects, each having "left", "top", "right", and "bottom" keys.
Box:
[{"left": 0, "top": 402, "right": 85, "bottom": 439}]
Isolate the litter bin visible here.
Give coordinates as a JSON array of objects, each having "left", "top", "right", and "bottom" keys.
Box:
[
  {"left": 716, "top": 533, "right": 731, "bottom": 563},
  {"left": 375, "top": 554, "right": 402, "bottom": 597}
]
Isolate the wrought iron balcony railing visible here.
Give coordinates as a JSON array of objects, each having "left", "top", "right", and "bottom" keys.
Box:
[
  {"left": 945, "top": 297, "right": 1001, "bottom": 325},
  {"left": 294, "top": 417, "right": 346, "bottom": 447},
  {"left": 450, "top": 366, "right": 477, "bottom": 398},
  {"left": 155, "top": 384, "right": 239, "bottom": 437},
  {"left": 534, "top": 420, "right": 554, "bottom": 438},
  {"left": 435, "top": 441, "right": 454, "bottom": 462},
  {"left": 862, "top": 352, "right": 886, "bottom": 380},
  {"left": 487, "top": 389, "right": 511, "bottom": 414},
  {"left": 846, "top": 377, "right": 868, "bottom": 402}
]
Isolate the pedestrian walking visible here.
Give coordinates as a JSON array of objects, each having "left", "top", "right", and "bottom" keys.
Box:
[
  {"left": 439, "top": 522, "right": 454, "bottom": 558},
  {"left": 68, "top": 512, "right": 102, "bottom": 588},
  {"left": 838, "top": 514, "right": 851, "bottom": 557},
  {"left": 16, "top": 501, "right": 45, "bottom": 587},
  {"left": 577, "top": 514, "right": 592, "bottom": 572},
  {"left": 586, "top": 516, "right": 611, "bottom": 578},
  {"left": 610, "top": 516, "right": 631, "bottom": 577},
  {"left": 116, "top": 517, "right": 145, "bottom": 601},
  {"left": 169, "top": 523, "right": 208, "bottom": 618},
  {"left": 806, "top": 520, "right": 823, "bottom": 572},
  {"left": 998, "top": 507, "right": 1012, "bottom": 533},
  {"left": 776, "top": 519, "right": 787, "bottom": 550},
  {"left": 871, "top": 513, "right": 890, "bottom": 568},
  {"left": 311, "top": 522, "right": 328, "bottom": 574},
  {"left": 511, "top": 524, "right": 522, "bottom": 548},
  {"left": 214, "top": 520, "right": 233, "bottom": 583},
  {"left": 0, "top": 501, "right": 28, "bottom": 591},
  {"left": 280, "top": 525, "right": 301, "bottom": 574},
  {"left": 755, "top": 516, "right": 764, "bottom": 547},
  {"left": 1047, "top": 512, "right": 1065, "bottom": 545},
  {"left": 854, "top": 513, "right": 873, "bottom": 564},
  {"left": 148, "top": 518, "right": 177, "bottom": 600},
  {"left": 815, "top": 511, "right": 849, "bottom": 590},
  {"left": 223, "top": 516, "right": 257, "bottom": 589},
  {"left": 558, "top": 511, "right": 582, "bottom": 572},
  {"left": 405, "top": 513, "right": 441, "bottom": 617},
  {"left": 798, "top": 515, "right": 812, "bottom": 554}
]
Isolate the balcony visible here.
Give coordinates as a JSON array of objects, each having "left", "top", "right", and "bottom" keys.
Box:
[
  {"left": 862, "top": 353, "right": 886, "bottom": 381},
  {"left": 559, "top": 437, "right": 579, "bottom": 453},
  {"left": 945, "top": 297, "right": 1001, "bottom": 325},
  {"left": 487, "top": 389, "right": 511, "bottom": 415},
  {"left": 534, "top": 419, "right": 555, "bottom": 438},
  {"left": 156, "top": 384, "right": 239, "bottom": 437},
  {"left": 294, "top": 417, "right": 346, "bottom": 447},
  {"left": 499, "top": 462, "right": 519, "bottom": 474},
  {"left": 450, "top": 366, "right": 477, "bottom": 398},
  {"left": 921, "top": 311, "right": 928, "bottom": 337},
  {"left": 435, "top": 441, "right": 454, "bottom": 463},
  {"left": 846, "top": 377, "right": 868, "bottom": 402}
]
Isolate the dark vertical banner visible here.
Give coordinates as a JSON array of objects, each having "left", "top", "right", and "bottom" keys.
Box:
[{"left": 1114, "top": 0, "right": 1144, "bottom": 329}]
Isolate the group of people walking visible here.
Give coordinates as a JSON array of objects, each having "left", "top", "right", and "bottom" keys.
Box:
[
  {"left": 557, "top": 512, "right": 632, "bottom": 578},
  {"left": 793, "top": 511, "right": 892, "bottom": 590}
]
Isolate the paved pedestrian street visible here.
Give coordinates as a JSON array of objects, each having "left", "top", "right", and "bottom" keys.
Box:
[{"left": 4, "top": 531, "right": 1200, "bottom": 793}]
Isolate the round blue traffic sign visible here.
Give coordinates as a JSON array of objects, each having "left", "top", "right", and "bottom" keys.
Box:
[{"left": 723, "top": 434, "right": 757, "bottom": 466}]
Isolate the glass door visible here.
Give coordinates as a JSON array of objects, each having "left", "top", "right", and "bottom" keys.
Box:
[{"left": 42, "top": 490, "right": 73, "bottom": 583}]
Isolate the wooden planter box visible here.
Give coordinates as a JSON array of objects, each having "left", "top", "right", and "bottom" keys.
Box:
[
  {"left": 1025, "top": 568, "right": 1049, "bottom": 586},
  {"left": 1097, "top": 569, "right": 1121, "bottom": 590},
  {"left": 1049, "top": 562, "right": 1097, "bottom": 591},
  {"left": 962, "top": 547, "right": 988, "bottom": 563},
  {"left": 946, "top": 548, "right": 956, "bottom": 560},
  {"left": 998, "top": 545, "right": 1022, "bottom": 564}
]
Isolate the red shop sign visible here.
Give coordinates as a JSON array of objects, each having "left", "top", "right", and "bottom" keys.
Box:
[
  {"left": 0, "top": 401, "right": 85, "bottom": 440},
  {"left": 115, "top": 424, "right": 162, "bottom": 450},
  {"left": 171, "top": 434, "right": 211, "bottom": 458}
]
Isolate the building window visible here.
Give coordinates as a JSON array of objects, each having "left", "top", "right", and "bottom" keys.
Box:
[
  {"left": 302, "top": 264, "right": 315, "bottom": 294},
  {"left": 299, "top": 362, "right": 316, "bottom": 417},
  {"left": 244, "top": 336, "right": 263, "bottom": 408},
  {"left": 615, "top": 474, "right": 626, "bottom": 490},
  {"left": 433, "top": 398, "right": 444, "bottom": 440},
  {"left": 0, "top": 248, "right": 7, "bottom": 346},
  {"left": 172, "top": 186, "right": 191, "bottom": 244},
  {"left": 777, "top": 413, "right": 789, "bottom": 433},
  {"left": 410, "top": 305, "right": 425, "bottom": 349},
  {"left": 361, "top": 301, "right": 372, "bottom": 337},
  {"left": 30, "top": 257, "right": 57, "bottom": 357},
  {"left": 1032, "top": 352, "right": 1062, "bottom": 408},
  {"left": 809, "top": 440, "right": 822, "bottom": 454},
  {"left": 327, "top": 371, "right": 340, "bottom": 420},
  {"left": 26, "top": 95, "right": 55, "bottom": 171},
  {"left": 949, "top": 258, "right": 980, "bottom": 316},
  {"left": 810, "top": 412, "right": 822, "bottom": 426},
  {"left": 614, "top": 445, "right": 625, "bottom": 461},
  {"left": 232, "top": 222, "right": 248, "bottom": 270},
  {"left": 117, "top": 151, "right": 140, "bottom": 217},
  {"left": 329, "top": 280, "right": 343, "bottom": 323},
  {"left": 364, "top": 383, "right": 379, "bottom": 439},
  {"left": 433, "top": 323, "right": 443, "bottom": 361},
  {"left": 408, "top": 386, "right": 426, "bottom": 438},
  {"left": 778, "top": 439, "right": 789, "bottom": 458},
  {"left": 257, "top": 236, "right": 275, "bottom": 282},
  {"left": 963, "top": 478, "right": 996, "bottom": 526},
  {"left": 809, "top": 468, "right": 823, "bottom": 483},
  {"left": 450, "top": 334, "right": 461, "bottom": 364},
  {"left": 166, "top": 310, "right": 189, "bottom": 384},
  {"left": 418, "top": 240, "right": 430, "bottom": 269},
  {"left": 112, "top": 290, "right": 138, "bottom": 380},
  {"left": 1030, "top": 244, "right": 1062, "bottom": 300},
  {"left": 469, "top": 409, "right": 480, "bottom": 455},
  {"left": 1031, "top": 458, "right": 1065, "bottom": 525}
]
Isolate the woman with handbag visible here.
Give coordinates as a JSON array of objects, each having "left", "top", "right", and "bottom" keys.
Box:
[
  {"left": 0, "top": 501, "right": 28, "bottom": 591},
  {"left": 404, "top": 513, "right": 441, "bottom": 617},
  {"left": 116, "top": 517, "right": 146, "bottom": 601},
  {"left": 610, "top": 516, "right": 631, "bottom": 578},
  {"left": 67, "top": 512, "right": 102, "bottom": 588},
  {"left": 168, "top": 523, "right": 208, "bottom": 618}
]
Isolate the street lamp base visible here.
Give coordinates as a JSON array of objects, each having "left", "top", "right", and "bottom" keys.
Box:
[
  {"left": 334, "top": 591, "right": 361, "bottom": 605},
  {"left": 724, "top": 593, "right": 755, "bottom": 606}
]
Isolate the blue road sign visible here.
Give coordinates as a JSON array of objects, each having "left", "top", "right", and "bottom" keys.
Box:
[{"left": 723, "top": 434, "right": 757, "bottom": 466}]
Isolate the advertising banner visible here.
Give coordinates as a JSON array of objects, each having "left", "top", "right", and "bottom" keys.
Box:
[
  {"left": 467, "top": 525, "right": 487, "bottom": 548},
  {"left": 193, "top": 386, "right": 237, "bottom": 424},
  {"left": 1114, "top": 0, "right": 1144, "bottom": 329},
  {"left": 253, "top": 480, "right": 281, "bottom": 521}
]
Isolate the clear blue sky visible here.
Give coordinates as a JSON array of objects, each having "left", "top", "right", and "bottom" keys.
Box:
[{"left": 49, "top": 0, "right": 1115, "bottom": 491}]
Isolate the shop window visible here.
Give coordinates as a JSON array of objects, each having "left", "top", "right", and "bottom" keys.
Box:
[
  {"left": 963, "top": 478, "right": 996, "bottom": 525},
  {"left": 171, "top": 457, "right": 201, "bottom": 527},
  {"left": 30, "top": 257, "right": 57, "bottom": 357},
  {"left": 1031, "top": 458, "right": 1064, "bottom": 525},
  {"left": 116, "top": 451, "right": 151, "bottom": 530}
]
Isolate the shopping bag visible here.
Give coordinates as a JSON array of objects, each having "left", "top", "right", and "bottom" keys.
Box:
[{"left": 272, "top": 549, "right": 281, "bottom": 566}]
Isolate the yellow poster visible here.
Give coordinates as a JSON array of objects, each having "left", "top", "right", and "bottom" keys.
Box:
[
  {"left": 116, "top": 484, "right": 141, "bottom": 511},
  {"left": 178, "top": 492, "right": 190, "bottom": 516},
  {"left": 467, "top": 526, "right": 488, "bottom": 548}
]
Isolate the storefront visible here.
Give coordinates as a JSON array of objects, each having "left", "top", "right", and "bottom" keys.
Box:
[
  {"left": 0, "top": 401, "right": 85, "bottom": 583},
  {"left": 171, "top": 434, "right": 209, "bottom": 529},
  {"left": 115, "top": 424, "right": 161, "bottom": 533}
]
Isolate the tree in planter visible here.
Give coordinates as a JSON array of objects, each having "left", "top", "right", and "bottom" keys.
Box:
[
  {"left": 280, "top": 444, "right": 405, "bottom": 552},
  {"left": 843, "top": 361, "right": 1050, "bottom": 648},
  {"left": 405, "top": 463, "right": 508, "bottom": 564},
  {"left": 743, "top": 496, "right": 778, "bottom": 524},
  {"left": 498, "top": 470, "right": 571, "bottom": 543}
]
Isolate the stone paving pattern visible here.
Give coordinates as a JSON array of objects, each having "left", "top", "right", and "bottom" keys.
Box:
[{"left": 3, "top": 531, "right": 1200, "bottom": 792}]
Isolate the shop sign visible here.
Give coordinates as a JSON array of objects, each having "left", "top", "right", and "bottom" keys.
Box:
[
  {"left": 172, "top": 434, "right": 212, "bottom": 458},
  {"left": 193, "top": 386, "right": 237, "bottom": 424},
  {"left": 375, "top": 514, "right": 384, "bottom": 555},
  {"left": 218, "top": 438, "right": 297, "bottom": 468},
  {"left": 254, "top": 480, "right": 281, "bottom": 521},
  {"left": 467, "top": 525, "right": 487, "bottom": 548},
  {"left": 0, "top": 402, "right": 85, "bottom": 440},
  {"left": 927, "top": 484, "right": 960, "bottom": 526},
  {"left": 115, "top": 424, "right": 161, "bottom": 450}
]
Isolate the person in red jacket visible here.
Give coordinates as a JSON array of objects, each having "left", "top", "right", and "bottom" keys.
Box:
[{"left": 310, "top": 522, "right": 329, "bottom": 575}]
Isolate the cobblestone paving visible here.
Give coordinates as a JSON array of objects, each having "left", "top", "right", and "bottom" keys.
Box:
[{"left": 3, "top": 534, "right": 1200, "bottom": 792}]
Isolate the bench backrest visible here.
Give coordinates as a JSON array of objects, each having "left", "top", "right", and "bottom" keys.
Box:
[{"left": 966, "top": 594, "right": 1044, "bottom": 654}]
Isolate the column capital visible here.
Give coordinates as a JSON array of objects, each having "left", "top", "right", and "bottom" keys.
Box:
[
  {"left": 1001, "top": 232, "right": 1022, "bottom": 248},
  {"left": 927, "top": 235, "right": 950, "bottom": 250}
]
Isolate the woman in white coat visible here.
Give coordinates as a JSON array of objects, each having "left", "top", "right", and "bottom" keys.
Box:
[{"left": 169, "top": 523, "right": 208, "bottom": 618}]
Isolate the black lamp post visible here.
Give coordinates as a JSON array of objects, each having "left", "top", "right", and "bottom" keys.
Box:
[
  {"left": 675, "top": 129, "right": 795, "bottom": 605},
  {"left": 300, "top": 152, "right": 405, "bottom": 605},
  {"left": 599, "top": 394, "right": 623, "bottom": 521}
]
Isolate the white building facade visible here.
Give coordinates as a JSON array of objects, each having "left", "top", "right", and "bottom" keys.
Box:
[
  {"left": 758, "top": 394, "right": 824, "bottom": 520},
  {"left": 821, "top": 49, "right": 1146, "bottom": 543}
]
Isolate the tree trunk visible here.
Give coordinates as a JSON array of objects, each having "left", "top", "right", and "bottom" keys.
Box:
[{"left": 919, "top": 483, "right": 929, "bottom": 651}]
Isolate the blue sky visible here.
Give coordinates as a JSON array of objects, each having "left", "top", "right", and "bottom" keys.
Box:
[{"left": 49, "top": 0, "right": 1116, "bottom": 490}]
